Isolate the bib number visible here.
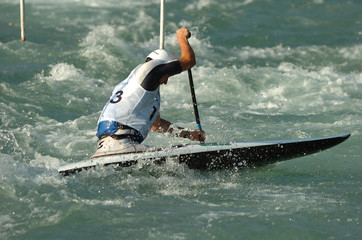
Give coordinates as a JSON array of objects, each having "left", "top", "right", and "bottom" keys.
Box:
[
  {"left": 110, "top": 90, "right": 123, "bottom": 103},
  {"left": 109, "top": 90, "right": 158, "bottom": 121}
]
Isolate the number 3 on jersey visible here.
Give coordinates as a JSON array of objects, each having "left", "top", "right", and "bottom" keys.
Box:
[{"left": 110, "top": 90, "right": 123, "bottom": 103}]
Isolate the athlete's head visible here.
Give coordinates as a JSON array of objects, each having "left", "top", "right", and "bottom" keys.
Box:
[{"left": 146, "top": 49, "right": 174, "bottom": 62}]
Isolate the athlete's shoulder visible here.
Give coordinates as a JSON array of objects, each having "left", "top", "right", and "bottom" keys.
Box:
[{"left": 143, "top": 59, "right": 169, "bottom": 69}]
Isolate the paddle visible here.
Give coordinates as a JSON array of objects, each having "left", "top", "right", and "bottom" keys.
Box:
[
  {"left": 159, "top": 0, "right": 203, "bottom": 142},
  {"left": 188, "top": 69, "right": 204, "bottom": 143}
]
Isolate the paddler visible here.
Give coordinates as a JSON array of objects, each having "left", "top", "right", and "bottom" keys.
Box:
[{"left": 92, "top": 27, "right": 206, "bottom": 158}]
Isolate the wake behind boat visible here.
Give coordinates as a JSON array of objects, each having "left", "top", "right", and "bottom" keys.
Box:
[{"left": 58, "top": 133, "right": 350, "bottom": 176}]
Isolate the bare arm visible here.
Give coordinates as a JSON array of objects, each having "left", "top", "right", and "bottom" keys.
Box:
[
  {"left": 177, "top": 28, "right": 196, "bottom": 71},
  {"left": 152, "top": 115, "right": 172, "bottom": 134},
  {"left": 152, "top": 115, "right": 205, "bottom": 142}
]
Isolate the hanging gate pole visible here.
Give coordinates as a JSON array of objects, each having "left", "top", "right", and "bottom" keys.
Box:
[
  {"left": 159, "top": 0, "right": 165, "bottom": 49},
  {"left": 20, "top": 0, "right": 26, "bottom": 41}
]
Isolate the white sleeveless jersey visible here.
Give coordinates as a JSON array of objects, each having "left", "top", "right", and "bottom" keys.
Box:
[{"left": 97, "top": 60, "right": 166, "bottom": 140}]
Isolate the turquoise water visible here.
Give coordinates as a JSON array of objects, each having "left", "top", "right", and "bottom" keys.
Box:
[{"left": 1, "top": 0, "right": 361, "bottom": 239}]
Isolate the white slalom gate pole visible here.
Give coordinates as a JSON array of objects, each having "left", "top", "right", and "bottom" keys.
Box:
[
  {"left": 20, "top": 0, "right": 26, "bottom": 41},
  {"left": 159, "top": 0, "right": 165, "bottom": 49}
]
